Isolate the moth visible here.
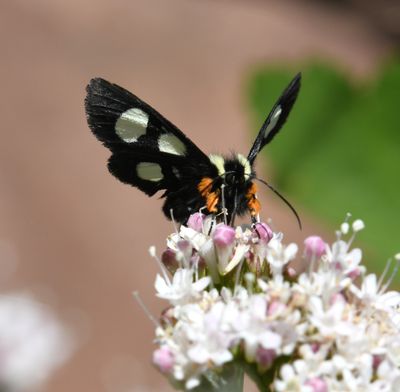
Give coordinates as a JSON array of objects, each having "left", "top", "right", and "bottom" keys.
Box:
[{"left": 85, "top": 74, "right": 301, "bottom": 227}]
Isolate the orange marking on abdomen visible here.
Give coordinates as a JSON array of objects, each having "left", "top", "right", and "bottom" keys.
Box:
[
  {"left": 198, "top": 177, "right": 219, "bottom": 213},
  {"left": 246, "top": 182, "right": 261, "bottom": 216},
  {"left": 206, "top": 192, "right": 219, "bottom": 213},
  {"left": 198, "top": 177, "right": 214, "bottom": 197}
]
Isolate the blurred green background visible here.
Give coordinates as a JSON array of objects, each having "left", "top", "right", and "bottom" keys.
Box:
[{"left": 248, "top": 60, "right": 400, "bottom": 274}]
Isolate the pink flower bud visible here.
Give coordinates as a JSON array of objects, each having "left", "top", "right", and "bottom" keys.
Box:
[
  {"left": 160, "top": 306, "right": 175, "bottom": 326},
  {"left": 177, "top": 240, "right": 193, "bottom": 265},
  {"left": 347, "top": 267, "right": 361, "bottom": 280},
  {"left": 161, "top": 248, "right": 179, "bottom": 274},
  {"left": 153, "top": 346, "right": 174, "bottom": 373},
  {"left": 187, "top": 212, "right": 205, "bottom": 232},
  {"left": 267, "top": 300, "right": 286, "bottom": 316},
  {"left": 253, "top": 222, "right": 273, "bottom": 243},
  {"left": 286, "top": 266, "right": 297, "bottom": 278},
  {"left": 304, "top": 236, "right": 326, "bottom": 258},
  {"left": 213, "top": 224, "right": 235, "bottom": 247},
  {"left": 330, "top": 292, "right": 346, "bottom": 305},
  {"left": 305, "top": 377, "right": 328, "bottom": 392},
  {"left": 177, "top": 240, "right": 192, "bottom": 254},
  {"left": 311, "top": 343, "right": 320, "bottom": 353},
  {"left": 213, "top": 224, "right": 236, "bottom": 274},
  {"left": 256, "top": 347, "right": 276, "bottom": 368},
  {"left": 373, "top": 354, "right": 384, "bottom": 370},
  {"left": 190, "top": 253, "right": 206, "bottom": 270}
]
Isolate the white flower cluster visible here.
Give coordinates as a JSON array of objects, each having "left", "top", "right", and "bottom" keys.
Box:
[
  {"left": 151, "top": 214, "right": 400, "bottom": 391},
  {"left": 0, "top": 294, "right": 74, "bottom": 392}
]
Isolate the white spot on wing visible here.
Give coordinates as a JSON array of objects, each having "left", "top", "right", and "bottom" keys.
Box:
[
  {"left": 264, "top": 105, "right": 282, "bottom": 137},
  {"left": 115, "top": 108, "right": 149, "bottom": 143},
  {"left": 137, "top": 162, "right": 163, "bottom": 182},
  {"left": 209, "top": 154, "right": 225, "bottom": 176},
  {"left": 158, "top": 134, "right": 186, "bottom": 156}
]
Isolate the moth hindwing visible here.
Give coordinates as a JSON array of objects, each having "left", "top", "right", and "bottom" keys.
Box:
[{"left": 85, "top": 74, "right": 301, "bottom": 225}]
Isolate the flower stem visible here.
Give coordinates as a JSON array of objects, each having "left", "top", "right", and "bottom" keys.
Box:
[{"left": 194, "top": 363, "right": 244, "bottom": 392}]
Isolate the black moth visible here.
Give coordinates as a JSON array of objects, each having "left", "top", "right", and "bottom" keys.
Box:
[{"left": 85, "top": 74, "right": 301, "bottom": 226}]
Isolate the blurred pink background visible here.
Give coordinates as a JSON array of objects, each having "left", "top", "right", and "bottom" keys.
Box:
[{"left": 0, "top": 1, "right": 396, "bottom": 391}]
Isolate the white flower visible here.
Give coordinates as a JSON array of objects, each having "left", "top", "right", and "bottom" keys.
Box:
[
  {"left": 267, "top": 238, "right": 298, "bottom": 276},
  {"left": 308, "top": 296, "right": 354, "bottom": 338},
  {"left": 224, "top": 243, "right": 250, "bottom": 274},
  {"left": 155, "top": 268, "right": 210, "bottom": 306},
  {"left": 274, "top": 361, "right": 312, "bottom": 391},
  {"left": 233, "top": 295, "right": 282, "bottom": 361},
  {"left": 187, "top": 302, "right": 234, "bottom": 366},
  {"left": 0, "top": 294, "right": 73, "bottom": 391},
  {"left": 179, "top": 226, "right": 208, "bottom": 251},
  {"left": 325, "top": 240, "right": 363, "bottom": 274},
  {"left": 351, "top": 273, "right": 400, "bottom": 314},
  {"left": 151, "top": 215, "right": 400, "bottom": 391}
]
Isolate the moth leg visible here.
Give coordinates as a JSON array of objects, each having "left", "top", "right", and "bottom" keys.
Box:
[
  {"left": 229, "top": 188, "right": 238, "bottom": 226},
  {"left": 199, "top": 206, "right": 208, "bottom": 215},
  {"left": 207, "top": 218, "right": 215, "bottom": 236}
]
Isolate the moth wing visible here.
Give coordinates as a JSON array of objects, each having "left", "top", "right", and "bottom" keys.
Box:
[
  {"left": 247, "top": 73, "right": 301, "bottom": 164},
  {"left": 85, "top": 78, "right": 218, "bottom": 221},
  {"left": 107, "top": 147, "right": 189, "bottom": 195},
  {"left": 85, "top": 78, "right": 209, "bottom": 163}
]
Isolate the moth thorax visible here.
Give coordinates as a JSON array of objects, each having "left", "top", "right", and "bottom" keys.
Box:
[{"left": 208, "top": 153, "right": 252, "bottom": 186}]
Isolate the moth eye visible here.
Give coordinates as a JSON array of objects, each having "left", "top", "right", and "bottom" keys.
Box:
[
  {"left": 225, "top": 173, "right": 234, "bottom": 184},
  {"left": 158, "top": 134, "right": 187, "bottom": 156},
  {"left": 115, "top": 108, "right": 149, "bottom": 143},
  {"left": 137, "top": 162, "right": 163, "bottom": 182}
]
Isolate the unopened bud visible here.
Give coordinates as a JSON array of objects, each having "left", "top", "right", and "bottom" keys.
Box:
[
  {"left": 352, "top": 219, "right": 365, "bottom": 232},
  {"left": 304, "top": 377, "right": 328, "bottom": 392},
  {"left": 187, "top": 212, "right": 205, "bottom": 233},
  {"left": 304, "top": 236, "right": 326, "bottom": 258},
  {"left": 153, "top": 346, "right": 174, "bottom": 373},
  {"left": 253, "top": 222, "right": 273, "bottom": 243},
  {"left": 161, "top": 249, "right": 179, "bottom": 274},
  {"left": 213, "top": 224, "right": 235, "bottom": 247}
]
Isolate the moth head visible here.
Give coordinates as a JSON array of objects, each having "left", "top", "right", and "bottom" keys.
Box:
[{"left": 208, "top": 153, "right": 252, "bottom": 188}]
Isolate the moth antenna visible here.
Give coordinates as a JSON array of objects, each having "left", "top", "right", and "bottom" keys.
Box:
[{"left": 255, "top": 177, "right": 302, "bottom": 230}]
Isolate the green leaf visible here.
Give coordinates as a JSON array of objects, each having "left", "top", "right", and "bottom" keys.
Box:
[{"left": 247, "top": 59, "right": 400, "bottom": 278}]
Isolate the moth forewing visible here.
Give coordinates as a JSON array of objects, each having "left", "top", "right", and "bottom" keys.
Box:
[{"left": 247, "top": 73, "right": 301, "bottom": 164}]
